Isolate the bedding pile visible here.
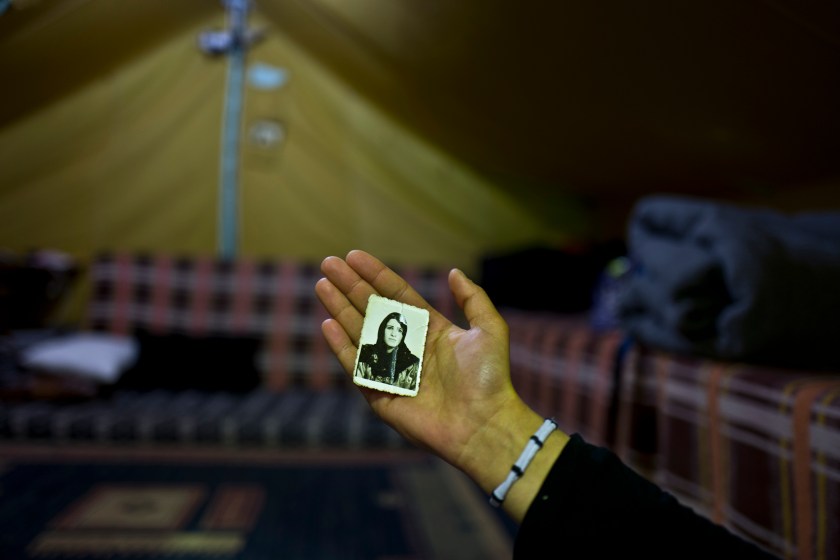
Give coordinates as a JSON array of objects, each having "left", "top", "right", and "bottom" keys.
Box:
[{"left": 617, "top": 195, "right": 840, "bottom": 369}]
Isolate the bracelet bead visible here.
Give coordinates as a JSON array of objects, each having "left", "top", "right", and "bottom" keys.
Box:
[{"left": 489, "top": 418, "right": 558, "bottom": 507}]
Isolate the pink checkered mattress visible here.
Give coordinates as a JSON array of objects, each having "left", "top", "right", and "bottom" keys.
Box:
[{"left": 504, "top": 309, "right": 840, "bottom": 560}]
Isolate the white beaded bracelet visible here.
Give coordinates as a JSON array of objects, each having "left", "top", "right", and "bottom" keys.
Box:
[{"left": 489, "top": 418, "right": 558, "bottom": 507}]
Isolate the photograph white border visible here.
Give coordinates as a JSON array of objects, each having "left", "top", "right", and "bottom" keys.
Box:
[{"left": 353, "top": 294, "right": 430, "bottom": 397}]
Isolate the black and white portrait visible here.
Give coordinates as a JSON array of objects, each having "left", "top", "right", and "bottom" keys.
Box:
[{"left": 354, "top": 295, "right": 429, "bottom": 397}]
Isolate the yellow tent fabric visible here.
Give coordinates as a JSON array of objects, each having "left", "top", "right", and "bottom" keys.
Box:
[
  {"left": 0, "top": 17, "right": 224, "bottom": 257},
  {"left": 0, "top": 12, "right": 579, "bottom": 323},
  {"left": 239, "top": 14, "right": 577, "bottom": 266}
]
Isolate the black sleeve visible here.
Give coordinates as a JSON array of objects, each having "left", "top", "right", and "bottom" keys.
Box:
[
  {"left": 513, "top": 434, "right": 780, "bottom": 559},
  {"left": 358, "top": 344, "right": 373, "bottom": 364}
]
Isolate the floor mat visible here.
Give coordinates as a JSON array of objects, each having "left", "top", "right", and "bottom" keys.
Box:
[{"left": 0, "top": 446, "right": 515, "bottom": 560}]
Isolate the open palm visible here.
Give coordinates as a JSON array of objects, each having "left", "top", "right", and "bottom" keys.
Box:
[{"left": 315, "top": 250, "right": 519, "bottom": 467}]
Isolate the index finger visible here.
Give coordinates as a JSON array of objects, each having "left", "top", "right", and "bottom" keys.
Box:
[
  {"left": 335, "top": 250, "right": 448, "bottom": 329},
  {"left": 320, "top": 255, "right": 375, "bottom": 317},
  {"left": 345, "top": 250, "right": 449, "bottom": 326}
]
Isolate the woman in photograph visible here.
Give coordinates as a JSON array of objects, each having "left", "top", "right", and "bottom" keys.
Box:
[{"left": 356, "top": 312, "right": 419, "bottom": 389}]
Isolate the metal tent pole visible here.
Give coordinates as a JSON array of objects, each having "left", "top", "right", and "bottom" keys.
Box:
[
  {"left": 198, "top": 0, "right": 263, "bottom": 257},
  {"left": 217, "top": 0, "right": 250, "bottom": 259}
]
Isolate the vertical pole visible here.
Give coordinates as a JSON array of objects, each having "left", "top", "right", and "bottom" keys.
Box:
[{"left": 218, "top": 0, "right": 249, "bottom": 259}]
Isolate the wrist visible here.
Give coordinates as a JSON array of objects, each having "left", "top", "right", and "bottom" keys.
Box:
[{"left": 454, "top": 396, "right": 570, "bottom": 522}]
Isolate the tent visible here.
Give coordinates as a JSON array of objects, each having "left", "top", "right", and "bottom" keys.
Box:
[{"left": 2, "top": 1, "right": 839, "bottom": 283}]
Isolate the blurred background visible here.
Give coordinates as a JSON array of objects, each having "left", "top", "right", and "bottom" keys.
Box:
[
  {"left": 2, "top": 0, "right": 840, "bottom": 324},
  {"left": 2, "top": 3, "right": 840, "bottom": 558}
]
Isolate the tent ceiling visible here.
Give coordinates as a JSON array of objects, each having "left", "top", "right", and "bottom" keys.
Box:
[
  {"left": 3, "top": 0, "right": 840, "bottom": 210},
  {"left": 0, "top": 1, "right": 217, "bottom": 129}
]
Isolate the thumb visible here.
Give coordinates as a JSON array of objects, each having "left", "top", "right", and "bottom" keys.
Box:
[{"left": 449, "top": 268, "right": 507, "bottom": 335}]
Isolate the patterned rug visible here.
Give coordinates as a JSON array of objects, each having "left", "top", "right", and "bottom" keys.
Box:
[{"left": 0, "top": 446, "right": 516, "bottom": 560}]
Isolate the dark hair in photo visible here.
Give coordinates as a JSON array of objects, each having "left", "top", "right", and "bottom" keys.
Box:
[{"left": 359, "top": 311, "right": 418, "bottom": 383}]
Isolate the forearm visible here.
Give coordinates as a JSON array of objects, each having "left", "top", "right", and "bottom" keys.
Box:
[
  {"left": 453, "top": 394, "right": 570, "bottom": 523},
  {"left": 317, "top": 253, "right": 570, "bottom": 522}
]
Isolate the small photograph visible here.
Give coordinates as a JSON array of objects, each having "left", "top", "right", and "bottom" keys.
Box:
[{"left": 353, "top": 294, "right": 429, "bottom": 397}]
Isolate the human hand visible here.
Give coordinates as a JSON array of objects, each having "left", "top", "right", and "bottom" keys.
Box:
[
  {"left": 316, "top": 250, "right": 568, "bottom": 521},
  {"left": 316, "top": 250, "right": 519, "bottom": 463},
  {"left": 316, "top": 251, "right": 538, "bottom": 469}
]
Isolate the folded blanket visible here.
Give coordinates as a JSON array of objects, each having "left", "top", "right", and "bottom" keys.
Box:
[{"left": 617, "top": 195, "right": 840, "bottom": 370}]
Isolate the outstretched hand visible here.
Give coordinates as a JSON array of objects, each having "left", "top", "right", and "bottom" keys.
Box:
[
  {"left": 315, "top": 250, "right": 520, "bottom": 469},
  {"left": 316, "top": 250, "right": 568, "bottom": 522}
]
